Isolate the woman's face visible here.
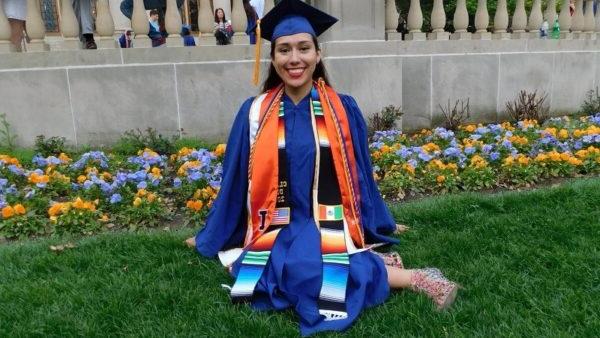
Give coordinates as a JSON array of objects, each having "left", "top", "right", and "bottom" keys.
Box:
[
  {"left": 217, "top": 9, "right": 224, "bottom": 20},
  {"left": 272, "top": 33, "right": 321, "bottom": 91}
]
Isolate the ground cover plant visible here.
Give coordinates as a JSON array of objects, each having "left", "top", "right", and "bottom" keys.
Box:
[
  {"left": 1, "top": 178, "right": 598, "bottom": 336},
  {"left": 1, "top": 114, "right": 600, "bottom": 239}
]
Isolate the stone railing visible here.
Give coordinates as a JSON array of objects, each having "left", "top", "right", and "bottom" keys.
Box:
[{"left": 0, "top": 0, "right": 277, "bottom": 52}]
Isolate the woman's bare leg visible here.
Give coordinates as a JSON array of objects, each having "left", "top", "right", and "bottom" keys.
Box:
[
  {"left": 386, "top": 265, "right": 414, "bottom": 289},
  {"left": 8, "top": 19, "right": 25, "bottom": 52}
]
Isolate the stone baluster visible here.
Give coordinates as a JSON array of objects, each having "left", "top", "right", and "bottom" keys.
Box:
[
  {"left": 385, "top": 0, "right": 401, "bottom": 40},
  {"left": 571, "top": 0, "right": 585, "bottom": 38},
  {"left": 132, "top": 0, "right": 151, "bottom": 47},
  {"left": 493, "top": 0, "right": 510, "bottom": 39},
  {"left": 95, "top": 0, "right": 117, "bottom": 48},
  {"left": 264, "top": 0, "right": 275, "bottom": 14},
  {"left": 511, "top": 0, "right": 528, "bottom": 39},
  {"left": 451, "top": 0, "right": 471, "bottom": 40},
  {"left": 406, "top": 0, "right": 425, "bottom": 40},
  {"left": 582, "top": 0, "right": 595, "bottom": 39},
  {"left": 231, "top": 0, "right": 247, "bottom": 44},
  {"left": 527, "top": 0, "right": 543, "bottom": 38},
  {"left": 558, "top": 0, "right": 572, "bottom": 38},
  {"left": 473, "top": 0, "right": 491, "bottom": 39},
  {"left": 0, "top": 0, "right": 15, "bottom": 53},
  {"left": 197, "top": 0, "right": 215, "bottom": 45},
  {"left": 25, "top": 0, "right": 49, "bottom": 51},
  {"left": 544, "top": 0, "right": 557, "bottom": 24},
  {"left": 55, "top": 0, "right": 81, "bottom": 50},
  {"left": 165, "top": 0, "right": 183, "bottom": 46},
  {"left": 428, "top": 0, "right": 449, "bottom": 40}
]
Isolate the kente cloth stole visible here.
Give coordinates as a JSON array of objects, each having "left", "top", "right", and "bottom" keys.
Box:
[{"left": 229, "top": 81, "right": 364, "bottom": 321}]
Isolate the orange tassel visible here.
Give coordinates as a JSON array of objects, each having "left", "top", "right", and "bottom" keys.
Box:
[{"left": 252, "top": 19, "right": 262, "bottom": 86}]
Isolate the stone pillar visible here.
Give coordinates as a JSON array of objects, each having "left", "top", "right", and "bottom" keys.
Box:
[
  {"left": 385, "top": 0, "right": 401, "bottom": 40},
  {"left": 197, "top": 0, "right": 215, "bottom": 45},
  {"left": 110, "top": 0, "right": 131, "bottom": 32},
  {"left": 473, "top": 0, "right": 491, "bottom": 39},
  {"left": 406, "top": 0, "right": 425, "bottom": 40},
  {"left": 0, "top": 0, "right": 15, "bottom": 53},
  {"left": 132, "top": 0, "right": 151, "bottom": 48},
  {"left": 571, "top": 0, "right": 585, "bottom": 39},
  {"left": 428, "top": 0, "right": 449, "bottom": 40},
  {"left": 231, "top": 0, "right": 247, "bottom": 44},
  {"left": 451, "top": 0, "right": 470, "bottom": 40},
  {"left": 582, "top": 0, "right": 595, "bottom": 39},
  {"left": 264, "top": 0, "right": 275, "bottom": 14},
  {"left": 527, "top": 0, "right": 543, "bottom": 38},
  {"left": 25, "top": 0, "right": 49, "bottom": 51},
  {"left": 313, "top": 0, "right": 385, "bottom": 41},
  {"left": 511, "top": 0, "right": 528, "bottom": 39},
  {"left": 96, "top": 0, "right": 118, "bottom": 48},
  {"left": 493, "top": 0, "right": 510, "bottom": 39},
  {"left": 544, "top": 0, "right": 557, "bottom": 24},
  {"left": 165, "top": 0, "right": 183, "bottom": 46},
  {"left": 558, "top": 0, "right": 572, "bottom": 38}
]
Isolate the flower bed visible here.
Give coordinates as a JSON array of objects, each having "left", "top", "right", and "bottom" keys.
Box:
[
  {"left": 371, "top": 114, "right": 600, "bottom": 199},
  {"left": 1, "top": 114, "right": 599, "bottom": 239}
]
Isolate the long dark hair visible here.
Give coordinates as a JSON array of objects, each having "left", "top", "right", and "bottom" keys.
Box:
[
  {"left": 261, "top": 35, "right": 330, "bottom": 93},
  {"left": 214, "top": 8, "right": 226, "bottom": 23}
]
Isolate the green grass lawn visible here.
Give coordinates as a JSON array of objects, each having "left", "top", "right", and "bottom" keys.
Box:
[{"left": 1, "top": 178, "right": 599, "bottom": 337}]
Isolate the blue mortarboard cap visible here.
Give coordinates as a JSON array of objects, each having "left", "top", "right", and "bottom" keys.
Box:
[{"left": 253, "top": 0, "right": 338, "bottom": 42}]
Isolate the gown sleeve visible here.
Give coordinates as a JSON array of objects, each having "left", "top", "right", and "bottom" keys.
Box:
[
  {"left": 340, "top": 94, "right": 400, "bottom": 246},
  {"left": 194, "top": 98, "right": 254, "bottom": 257}
]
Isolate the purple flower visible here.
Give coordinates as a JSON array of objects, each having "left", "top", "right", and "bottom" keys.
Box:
[
  {"left": 110, "top": 193, "right": 122, "bottom": 204},
  {"left": 173, "top": 177, "right": 182, "bottom": 188},
  {"left": 418, "top": 152, "right": 433, "bottom": 162},
  {"left": 408, "top": 159, "right": 418, "bottom": 168},
  {"left": 83, "top": 180, "right": 94, "bottom": 190},
  {"left": 482, "top": 144, "right": 493, "bottom": 154},
  {"left": 25, "top": 189, "right": 36, "bottom": 199},
  {"left": 573, "top": 141, "right": 583, "bottom": 150},
  {"left": 490, "top": 152, "right": 500, "bottom": 161},
  {"left": 464, "top": 146, "right": 476, "bottom": 155},
  {"left": 137, "top": 181, "right": 147, "bottom": 189},
  {"left": 502, "top": 140, "right": 513, "bottom": 148},
  {"left": 443, "top": 147, "right": 461, "bottom": 158}
]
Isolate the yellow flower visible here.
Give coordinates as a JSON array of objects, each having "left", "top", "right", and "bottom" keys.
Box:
[
  {"left": 535, "top": 153, "right": 548, "bottom": 162},
  {"left": 58, "top": 153, "right": 72, "bottom": 163},
  {"left": 28, "top": 172, "right": 50, "bottom": 185},
  {"left": 422, "top": 143, "right": 440, "bottom": 153},
  {"left": 558, "top": 129, "right": 569, "bottom": 140},
  {"left": 2, "top": 206, "right": 15, "bottom": 219},
  {"left": 380, "top": 145, "right": 391, "bottom": 154},
  {"left": 147, "top": 193, "right": 157, "bottom": 203},
  {"left": 85, "top": 166, "right": 98, "bottom": 175},
  {"left": 13, "top": 204, "right": 26, "bottom": 215},
  {"left": 402, "top": 163, "right": 415, "bottom": 175},
  {"left": 503, "top": 156, "right": 515, "bottom": 166},
  {"left": 99, "top": 214, "right": 109, "bottom": 222},
  {"left": 214, "top": 144, "right": 227, "bottom": 157},
  {"left": 464, "top": 124, "right": 476, "bottom": 133},
  {"left": 136, "top": 189, "right": 147, "bottom": 197},
  {"left": 133, "top": 197, "right": 142, "bottom": 207},
  {"left": 560, "top": 153, "right": 571, "bottom": 162},
  {"left": 73, "top": 197, "right": 85, "bottom": 210},
  {"left": 48, "top": 203, "right": 63, "bottom": 217},
  {"left": 186, "top": 200, "right": 203, "bottom": 212},
  {"left": 549, "top": 151, "right": 561, "bottom": 162},
  {"left": 178, "top": 147, "right": 193, "bottom": 158},
  {"left": 568, "top": 157, "right": 583, "bottom": 166},
  {"left": 517, "top": 155, "right": 530, "bottom": 165},
  {"left": 436, "top": 175, "right": 446, "bottom": 183},
  {"left": 470, "top": 155, "right": 488, "bottom": 169},
  {"left": 77, "top": 175, "right": 87, "bottom": 184},
  {"left": 101, "top": 172, "right": 112, "bottom": 180}
]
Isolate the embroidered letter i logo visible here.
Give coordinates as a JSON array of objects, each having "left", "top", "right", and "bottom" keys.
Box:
[{"left": 258, "top": 209, "right": 268, "bottom": 230}]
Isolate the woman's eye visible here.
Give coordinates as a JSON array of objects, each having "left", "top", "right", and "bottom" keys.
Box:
[
  {"left": 278, "top": 48, "right": 289, "bottom": 53},
  {"left": 300, "top": 47, "right": 310, "bottom": 52}
]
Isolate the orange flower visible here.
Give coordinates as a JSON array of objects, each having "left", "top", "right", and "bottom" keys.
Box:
[
  {"left": 58, "top": 153, "right": 72, "bottom": 163},
  {"left": 48, "top": 203, "right": 63, "bottom": 217},
  {"left": 77, "top": 175, "right": 87, "bottom": 184},
  {"left": 136, "top": 189, "right": 147, "bottom": 197},
  {"left": 13, "top": 204, "right": 26, "bottom": 215},
  {"left": 214, "top": 144, "right": 227, "bottom": 157},
  {"left": 99, "top": 214, "right": 109, "bottom": 222},
  {"left": 436, "top": 175, "right": 446, "bottom": 183},
  {"left": 186, "top": 200, "right": 203, "bottom": 212},
  {"left": 2, "top": 206, "right": 15, "bottom": 219},
  {"left": 464, "top": 125, "right": 476, "bottom": 133},
  {"left": 73, "top": 197, "right": 85, "bottom": 209},
  {"left": 147, "top": 193, "right": 157, "bottom": 203}
]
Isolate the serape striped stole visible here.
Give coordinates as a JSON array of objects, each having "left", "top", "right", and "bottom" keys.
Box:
[{"left": 230, "top": 80, "right": 364, "bottom": 321}]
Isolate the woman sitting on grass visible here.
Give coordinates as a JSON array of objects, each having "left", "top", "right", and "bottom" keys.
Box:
[{"left": 186, "top": 0, "right": 458, "bottom": 335}]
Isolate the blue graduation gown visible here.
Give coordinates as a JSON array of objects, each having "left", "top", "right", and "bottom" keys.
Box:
[{"left": 195, "top": 93, "right": 399, "bottom": 336}]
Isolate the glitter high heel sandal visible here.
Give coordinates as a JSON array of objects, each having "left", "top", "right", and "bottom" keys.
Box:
[{"left": 411, "top": 268, "right": 458, "bottom": 310}]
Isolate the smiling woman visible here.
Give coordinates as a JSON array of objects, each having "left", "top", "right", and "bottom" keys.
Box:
[{"left": 185, "top": 0, "right": 458, "bottom": 335}]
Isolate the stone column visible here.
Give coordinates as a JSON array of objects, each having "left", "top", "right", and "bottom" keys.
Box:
[
  {"left": 197, "top": 0, "right": 215, "bottom": 45},
  {"left": 0, "top": 0, "right": 15, "bottom": 53},
  {"left": 264, "top": 0, "right": 275, "bottom": 14},
  {"left": 231, "top": 0, "right": 247, "bottom": 44},
  {"left": 473, "top": 0, "right": 491, "bottom": 39},
  {"left": 544, "top": 0, "right": 557, "bottom": 24},
  {"left": 511, "top": 0, "right": 528, "bottom": 39},
  {"left": 96, "top": 0, "right": 118, "bottom": 48},
  {"left": 493, "top": 0, "right": 510, "bottom": 39},
  {"left": 385, "top": 0, "right": 401, "bottom": 40},
  {"left": 558, "top": 0, "right": 572, "bottom": 38},
  {"left": 25, "top": 0, "right": 49, "bottom": 51},
  {"left": 132, "top": 0, "right": 151, "bottom": 48},
  {"left": 406, "top": 0, "right": 425, "bottom": 40},
  {"left": 582, "top": 0, "right": 595, "bottom": 39},
  {"left": 527, "top": 0, "right": 543, "bottom": 38},
  {"left": 571, "top": 0, "right": 585, "bottom": 39},
  {"left": 451, "top": 0, "right": 470, "bottom": 40},
  {"left": 165, "top": 0, "right": 183, "bottom": 46},
  {"left": 428, "top": 0, "right": 449, "bottom": 40}
]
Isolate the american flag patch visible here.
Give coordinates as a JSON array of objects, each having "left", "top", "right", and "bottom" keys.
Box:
[{"left": 271, "top": 207, "right": 290, "bottom": 225}]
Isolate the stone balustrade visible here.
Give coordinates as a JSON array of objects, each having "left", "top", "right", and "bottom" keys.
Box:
[{"left": 2, "top": 0, "right": 599, "bottom": 54}]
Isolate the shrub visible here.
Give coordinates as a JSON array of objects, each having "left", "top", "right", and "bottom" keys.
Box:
[
  {"left": 367, "top": 105, "right": 403, "bottom": 139},
  {"left": 175, "top": 137, "right": 216, "bottom": 151},
  {"left": 439, "top": 98, "right": 470, "bottom": 131},
  {"left": 579, "top": 87, "right": 600, "bottom": 116},
  {"left": 0, "top": 113, "right": 17, "bottom": 151},
  {"left": 505, "top": 90, "right": 550, "bottom": 124},
  {"left": 112, "top": 128, "right": 177, "bottom": 155},
  {"left": 34, "top": 135, "right": 68, "bottom": 156}
]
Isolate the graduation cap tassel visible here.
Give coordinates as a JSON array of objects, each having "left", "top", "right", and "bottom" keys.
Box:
[{"left": 252, "top": 19, "right": 262, "bottom": 86}]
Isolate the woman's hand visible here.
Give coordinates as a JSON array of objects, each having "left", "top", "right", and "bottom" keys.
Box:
[
  {"left": 394, "top": 224, "right": 409, "bottom": 234},
  {"left": 185, "top": 237, "right": 196, "bottom": 248}
]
